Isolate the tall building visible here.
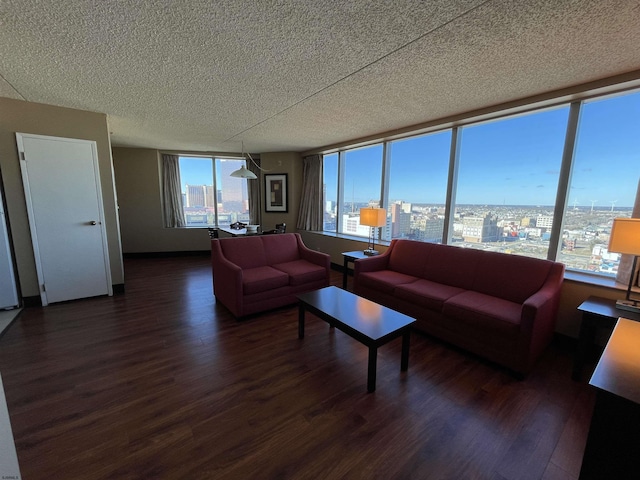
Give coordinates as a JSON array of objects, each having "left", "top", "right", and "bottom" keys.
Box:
[
  {"left": 185, "top": 184, "right": 205, "bottom": 207},
  {"left": 205, "top": 185, "right": 215, "bottom": 207},
  {"left": 536, "top": 215, "right": 554, "bottom": 230},
  {"left": 219, "top": 160, "right": 248, "bottom": 213},
  {"left": 390, "top": 201, "right": 412, "bottom": 238},
  {"left": 462, "top": 213, "right": 499, "bottom": 243}
]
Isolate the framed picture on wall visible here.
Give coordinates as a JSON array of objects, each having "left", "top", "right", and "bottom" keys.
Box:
[{"left": 265, "top": 173, "right": 288, "bottom": 212}]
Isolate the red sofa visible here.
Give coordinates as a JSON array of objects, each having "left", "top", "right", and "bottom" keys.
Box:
[
  {"left": 211, "top": 233, "right": 330, "bottom": 317},
  {"left": 354, "top": 240, "right": 565, "bottom": 375}
]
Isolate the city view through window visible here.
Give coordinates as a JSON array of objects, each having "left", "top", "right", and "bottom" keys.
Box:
[
  {"left": 323, "top": 90, "right": 640, "bottom": 277},
  {"left": 178, "top": 156, "right": 250, "bottom": 227}
]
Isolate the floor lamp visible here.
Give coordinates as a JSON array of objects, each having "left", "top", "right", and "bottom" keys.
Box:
[
  {"left": 360, "top": 207, "right": 386, "bottom": 256},
  {"left": 608, "top": 218, "right": 640, "bottom": 313}
]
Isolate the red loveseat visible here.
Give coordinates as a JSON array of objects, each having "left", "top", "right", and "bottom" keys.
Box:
[
  {"left": 354, "top": 239, "right": 565, "bottom": 375},
  {"left": 211, "top": 233, "right": 330, "bottom": 317}
]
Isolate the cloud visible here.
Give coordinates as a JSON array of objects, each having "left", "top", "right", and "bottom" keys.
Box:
[{"left": 537, "top": 185, "right": 545, "bottom": 188}]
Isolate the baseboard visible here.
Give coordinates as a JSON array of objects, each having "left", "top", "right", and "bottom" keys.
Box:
[
  {"left": 551, "top": 332, "right": 577, "bottom": 353},
  {"left": 330, "top": 262, "right": 345, "bottom": 273},
  {"left": 22, "top": 295, "right": 41, "bottom": 308},
  {"left": 123, "top": 250, "right": 210, "bottom": 259}
]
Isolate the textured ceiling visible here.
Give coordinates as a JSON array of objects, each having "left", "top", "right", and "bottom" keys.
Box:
[{"left": 1, "top": 0, "right": 640, "bottom": 154}]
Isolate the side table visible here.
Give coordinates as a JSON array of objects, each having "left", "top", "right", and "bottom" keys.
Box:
[
  {"left": 572, "top": 296, "right": 640, "bottom": 381},
  {"left": 579, "top": 318, "right": 640, "bottom": 479},
  {"left": 341, "top": 250, "right": 369, "bottom": 290}
]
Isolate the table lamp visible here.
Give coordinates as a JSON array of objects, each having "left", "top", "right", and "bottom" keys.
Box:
[
  {"left": 608, "top": 218, "right": 640, "bottom": 313},
  {"left": 360, "top": 207, "right": 386, "bottom": 256}
]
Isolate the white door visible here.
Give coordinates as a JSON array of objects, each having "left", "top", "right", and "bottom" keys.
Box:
[
  {"left": 0, "top": 189, "right": 19, "bottom": 309},
  {"left": 16, "top": 133, "right": 112, "bottom": 306}
]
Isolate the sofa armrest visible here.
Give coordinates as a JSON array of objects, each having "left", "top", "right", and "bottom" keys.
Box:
[
  {"left": 354, "top": 248, "right": 392, "bottom": 274},
  {"left": 296, "top": 235, "right": 331, "bottom": 267},
  {"left": 519, "top": 264, "right": 565, "bottom": 371},
  {"left": 520, "top": 263, "right": 564, "bottom": 335},
  {"left": 211, "top": 240, "right": 244, "bottom": 316}
]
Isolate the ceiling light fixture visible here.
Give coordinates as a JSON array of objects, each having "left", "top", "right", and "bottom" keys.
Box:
[{"left": 229, "top": 142, "right": 267, "bottom": 180}]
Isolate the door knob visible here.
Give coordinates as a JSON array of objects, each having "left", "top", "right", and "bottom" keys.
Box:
[{"left": 89, "top": 221, "right": 97, "bottom": 225}]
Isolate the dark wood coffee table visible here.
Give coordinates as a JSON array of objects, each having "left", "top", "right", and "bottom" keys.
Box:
[{"left": 297, "top": 286, "right": 416, "bottom": 392}]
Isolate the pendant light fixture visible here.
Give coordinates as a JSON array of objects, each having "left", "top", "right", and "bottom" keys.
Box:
[{"left": 230, "top": 142, "right": 258, "bottom": 179}]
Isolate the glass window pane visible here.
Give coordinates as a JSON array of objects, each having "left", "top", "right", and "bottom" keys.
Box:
[
  {"left": 387, "top": 130, "right": 451, "bottom": 242},
  {"left": 179, "top": 156, "right": 215, "bottom": 226},
  {"left": 323, "top": 153, "right": 338, "bottom": 232},
  {"left": 560, "top": 91, "right": 640, "bottom": 275},
  {"left": 454, "top": 106, "right": 570, "bottom": 259},
  {"left": 178, "top": 156, "right": 250, "bottom": 227},
  {"left": 216, "top": 158, "right": 250, "bottom": 226},
  {"left": 339, "top": 144, "right": 383, "bottom": 237}
]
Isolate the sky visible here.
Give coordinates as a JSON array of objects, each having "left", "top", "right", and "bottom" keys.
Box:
[
  {"left": 324, "top": 90, "right": 640, "bottom": 208},
  {"left": 178, "top": 157, "right": 249, "bottom": 193}
]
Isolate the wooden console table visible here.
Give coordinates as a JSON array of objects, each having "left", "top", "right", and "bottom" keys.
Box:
[
  {"left": 579, "top": 318, "right": 640, "bottom": 479},
  {"left": 572, "top": 296, "right": 640, "bottom": 381}
]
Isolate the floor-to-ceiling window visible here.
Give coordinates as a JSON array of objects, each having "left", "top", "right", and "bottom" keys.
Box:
[
  {"left": 454, "top": 106, "right": 569, "bottom": 259},
  {"left": 386, "top": 131, "right": 451, "bottom": 243},
  {"left": 321, "top": 87, "right": 640, "bottom": 278},
  {"left": 559, "top": 91, "right": 640, "bottom": 274},
  {"left": 339, "top": 144, "right": 383, "bottom": 236},
  {"left": 322, "top": 152, "right": 338, "bottom": 232}
]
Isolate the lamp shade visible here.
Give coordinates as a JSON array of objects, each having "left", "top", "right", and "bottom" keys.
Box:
[
  {"left": 360, "top": 207, "right": 386, "bottom": 227},
  {"left": 229, "top": 165, "right": 257, "bottom": 179},
  {"left": 608, "top": 218, "right": 640, "bottom": 255}
]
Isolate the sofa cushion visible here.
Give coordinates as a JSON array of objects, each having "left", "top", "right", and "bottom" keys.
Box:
[
  {"left": 395, "top": 279, "right": 465, "bottom": 311},
  {"left": 263, "top": 233, "right": 300, "bottom": 265},
  {"left": 471, "top": 251, "right": 554, "bottom": 303},
  {"left": 388, "top": 240, "right": 432, "bottom": 277},
  {"left": 442, "top": 291, "right": 522, "bottom": 335},
  {"left": 219, "top": 237, "right": 267, "bottom": 269},
  {"left": 272, "top": 260, "right": 327, "bottom": 286},
  {"left": 421, "top": 244, "right": 481, "bottom": 290},
  {"left": 357, "top": 270, "right": 418, "bottom": 294},
  {"left": 242, "top": 266, "right": 289, "bottom": 295}
]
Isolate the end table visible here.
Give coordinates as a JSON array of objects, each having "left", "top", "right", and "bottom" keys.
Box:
[
  {"left": 341, "top": 250, "right": 369, "bottom": 290},
  {"left": 572, "top": 295, "right": 640, "bottom": 381}
]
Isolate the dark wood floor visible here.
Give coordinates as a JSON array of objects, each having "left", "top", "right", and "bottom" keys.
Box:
[{"left": 0, "top": 256, "right": 595, "bottom": 479}]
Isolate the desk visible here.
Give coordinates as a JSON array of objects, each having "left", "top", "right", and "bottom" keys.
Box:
[
  {"left": 579, "top": 318, "right": 640, "bottom": 479},
  {"left": 572, "top": 296, "right": 640, "bottom": 381},
  {"left": 341, "top": 250, "right": 370, "bottom": 290},
  {"left": 218, "top": 227, "right": 260, "bottom": 237}
]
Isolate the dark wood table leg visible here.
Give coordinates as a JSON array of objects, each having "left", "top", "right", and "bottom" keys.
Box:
[
  {"left": 401, "top": 328, "right": 411, "bottom": 371},
  {"left": 342, "top": 256, "right": 349, "bottom": 289},
  {"left": 298, "top": 304, "right": 305, "bottom": 339},
  {"left": 572, "top": 313, "right": 595, "bottom": 381},
  {"left": 367, "top": 346, "right": 377, "bottom": 392}
]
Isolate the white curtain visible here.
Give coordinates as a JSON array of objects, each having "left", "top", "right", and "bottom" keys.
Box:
[
  {"left": 615, "top": 178, "right": 640, "bottom": 287},
  {"left": 296, "top": 154, "right": 323, "bottom": 231},
  {"left": 247, "top": 154, "right": 261, "bottom": 225},
  {"left": 162, "top": 154, "right": 186, "bottom": 227}
]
